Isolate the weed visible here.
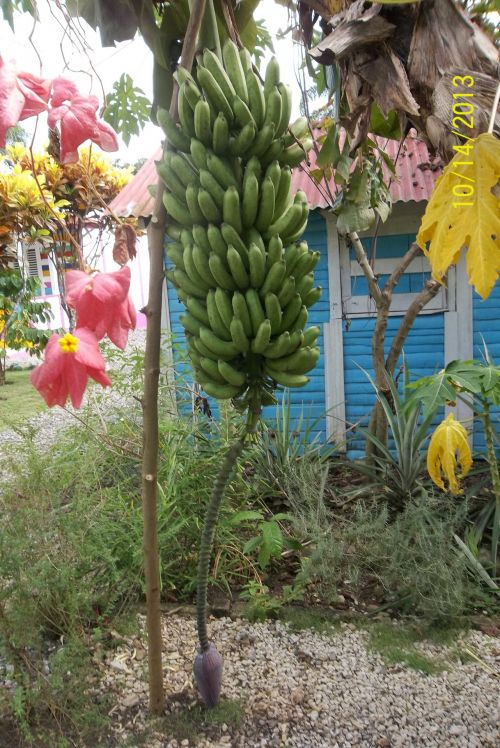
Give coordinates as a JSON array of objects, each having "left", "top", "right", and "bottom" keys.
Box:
[
  {"left": 366, "top": 623, "right": 447, "bottom": 675},
  {"left": 279, "top": 607, "right": 340, "bottom": 635},
  {"left": 157, "top": 699, "right": 244, "bottom": 742}
]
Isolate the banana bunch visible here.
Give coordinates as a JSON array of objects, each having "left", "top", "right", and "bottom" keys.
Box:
[{"left": 157, "top": 41, "right": 321, "bottom": 406}]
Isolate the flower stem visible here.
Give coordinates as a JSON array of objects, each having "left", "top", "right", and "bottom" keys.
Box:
[{"left": 196, "top": 401, "right": 261, "bottom": 652}]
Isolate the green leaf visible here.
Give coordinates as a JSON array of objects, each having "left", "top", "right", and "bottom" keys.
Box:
[
  {"left": 104, "top": 74, "right": 152, "bottom": 145},
  {"left": 230, "top": 510, "right": 263, "bottom": 524},
  {"left": 261, "top": 521, "right": 283, "bottom": 560},
  {"left": 316, "top": 125, "right": 340, "bottom": 169}
]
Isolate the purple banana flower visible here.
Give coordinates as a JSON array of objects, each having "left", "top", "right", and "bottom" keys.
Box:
[{"left": 193, "top": 642, "right": 223, "bottom": 707}]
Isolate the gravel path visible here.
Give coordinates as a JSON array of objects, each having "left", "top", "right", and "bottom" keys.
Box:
[{"left": 98, "top": 613, "right": 500, "bottom": 748}]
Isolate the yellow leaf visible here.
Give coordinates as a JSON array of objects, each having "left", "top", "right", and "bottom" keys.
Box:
[
  {"left": 427, "top": 413, "right": 472, "bottom": 495},
  {"left": 417, "top": 133, "right": 500, "bottom": 300}
]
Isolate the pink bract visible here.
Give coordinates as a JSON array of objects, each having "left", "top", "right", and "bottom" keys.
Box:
[
  {"left": 0, "top": 56, "right": 51, "bottom": 147},
  {"left": 30, "top": 328, "right": 111, "bottom": 409},
  {"left": 48, "top": 93, "right": 119, "bottom": 163},
  {"left": 65, "top": 266, "right": 136, "bottom": 350}
]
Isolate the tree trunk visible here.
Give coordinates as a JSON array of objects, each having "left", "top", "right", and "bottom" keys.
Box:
[{"left": 140, "top": 0, "right": 207, "bottom": 715}]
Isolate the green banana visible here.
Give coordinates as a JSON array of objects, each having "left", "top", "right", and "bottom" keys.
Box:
[
  {"left": 245, "top": 288, "right": 266, "bottom": 336},
  {"left": 265, "top": 203, "right": 302, "bottom": 239},
  {"left": 206, "top": 153, "right": 240, "bottom": 191},
  {"left": 260, "top": 259, "right": 286, "bottom": 296},
  {"left": 202, "top": 382, "right": 243, "bottom": 400},
  {"left": 166, "top": 243, "right": 185, "bottom": 270},
  {"left": 227, "top": 246, "right": 249, "bottom": 290},
  {"left": 248, "top": 243, "right": 266, "bottom": 289},
  {"left": 246, "top": 69, "right": 265, "bottom": 128},
  {"left": 277, "top": 276, "right": 296, "bottom": 307},
  {"left": 268, "top": 346, "right": 320, "bottom": 374},
  {"left": 252, "top": 319, "right": 272, "bottom": 354},
  {"left": 218, "top": 360, "right": 247, "bottom": 387},
  {"left": 265, "top": 293, "right": 282, "bottom": 335},
  {"left": 212, "top": 113, "right": 230, "bottom": 155},
  {"left": 221, "top": 223, "right": 249, "bottom": 263},
  {"left": 264, "top": 160, "right": 281, "bottom": 193},
  {"left": 207, "top": 290, "right": 231, "bottom": 340},
  {"left": 264, "top": 367, "right": 309, "bottom": 388},
  {"left": 304, "top": 286, "right": 322, "bottom": 308},
  {"left": 190, "top": 138, "right": 208, "bottom": 170},
  {"left": 283, "top": 116, "right": 308, "bottom": 147},
  {"left": 247, "top": 123, "right": 275, "bottom": 158},
  {"left": 230, "top": 317, "right": 250, "bottom": 353},
  {"left": 296, "top": 272, "right": 314, "bottom": 299},
  {"left": 180, "top": 229, "right": 193, "bottom": 248},
  {"left": 279, "top": 293, "right": 302, "bottom": 333},
  {"left": 208, "top": 254, "right": 237, "bottom": 291},
  {"left": 223, "top": 39, "right": 249, "bottom": 104},
  {"left": 194, "top": 99, "right": 212, "bottom": 147},
  {"left": 260, "top": 137, "right": 285, "bottom": 167},
  {"left": 273, "top": 166, "right": 292, "bottom": 221},
  {"left": 165, "top": 223, "right": 182, "bottom": 241},
  {"left": 232, "top": 291, "right": 253, "bottom": 337},
  {"left": 267, "top": 235, "right": 283, "bottom": 269},
  {"left": 198, "top": 188, "right": 222, "bottom": 224},
  {"left": 185, "top": 184, "right": 206, "bottom": 225},
  {"left": 173, "top": 269, "right": 206, "bottom": 299},
  {"left": 303, "top": 326, "right": 321, "bottom": 347},
  {"left": 214, "top": 288, "right": 234, "bottom": 332},
  {"left": 222, "top": 186, "right": 242, "bottom": 234},
  {"left": 186, "top": 296, "right": 210, "bottom": 327},
  {"left": 202, "top": 48, "right": 236, "bottom": 104},
  {"left": 200, "top": 327, "right": 239, "bottom": 359},
  {"left": 192, "top": 243, "right": 217, "bottom": 287},
  {"left": 290, "top": 305, "right": 308, "bottom": 332},
  {"left": 263, "top": 86, "right": 282, "bottom": 130},
  {"left": 264, "top": 331, "right": 291, "bottom": 360},
  {"left": 233, "top": 95, "right": 255, "bottom": 130},
  {"left": 200, "top": 169, "right": 225, "bottom": 208},
  {"left": 245, "top": 227, "right": 265, "bottom": 253},
  {"left": 242, "top": 172, "right": 259, "bottom": 229},
  {"left": 180, "top": 312, "right": 203, "bottom": 337},
  {"left": 200, "top": 357, "right": 227, "bottom": 384},
  {"left": 255, "top": 177, "right": 275, "bottom": 233},
  {"left": 184, "top": 244, "right": 211, "bottom": 291},
  {"left": 163, "top": 191, "right": 193, "bottom": 226},
  {"left": 229, "top": 121, "right": 256, "bottom": 157},
  {"left": 207, "top": 224, "right": 227, "bottom": 258},
  {"left": 170, "top": 153, "right": 197, "bottom": 187},
  {"left": 157, "top": 108, "right": 191, "bottom": 152},
  {"left": 178, "top": 83, "right": 196, "bottom": 137},
  {"left": 264, "top": 57, "right": 280, "bottom": 97},
  {"left": 197, "top": 66, "right": 234, "bottom": 124},
  {"left": 276, "top": 83, "right": 292, "bottom": 138},
  {"left": 156, "top": 162, "right": 187, "bottom": 202}
]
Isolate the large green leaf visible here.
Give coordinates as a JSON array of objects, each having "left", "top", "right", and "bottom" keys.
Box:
[{"left": 104, "top": 74, "right": 152, "bottom": 144}]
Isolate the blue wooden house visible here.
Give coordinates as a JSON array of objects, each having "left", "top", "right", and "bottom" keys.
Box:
[{"left": 110, "top": 136, "right": 499, "bottom": 457}]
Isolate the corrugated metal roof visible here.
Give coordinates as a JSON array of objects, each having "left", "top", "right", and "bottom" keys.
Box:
[
  {"left": 109, "top": 148, "right": 162, "bottom": 219},
  {"left": 109, "top": 134, "right": 441, "bottom": 218}
]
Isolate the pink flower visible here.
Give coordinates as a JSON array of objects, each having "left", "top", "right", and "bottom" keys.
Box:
[
  {"left": 0, "top": 56, "right": 51, "bottom": 146},
  {"left": 48, "top": 82, "right": 119, "bottom": 163},
  {"left": 65, "top": 266, "right": 136, "bottom": 350},
  {"left": 31, "top": 329, "right": 111, "bottom": 409}
]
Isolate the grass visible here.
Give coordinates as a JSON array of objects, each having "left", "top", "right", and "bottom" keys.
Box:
[
  {"left": 365, "top": 622, "right": 452, "bottom": 675},
  {"left": 0, "top": 368, "right": 45, "bottom": 426},
  {"left": 151, "top": 699, "right": 244, "bottom": 743},
  {"left": 280, "top": 606, "right": 341, "bottom": 635}
]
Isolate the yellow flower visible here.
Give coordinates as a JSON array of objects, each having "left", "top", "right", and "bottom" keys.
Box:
[{"left": 427, "top": 413, "right": 472, "bottom": 495}]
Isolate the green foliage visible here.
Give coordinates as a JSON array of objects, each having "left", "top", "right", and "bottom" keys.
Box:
[
  {"left": 104, "top": 74, "right": 152, "bottom": 145},
  {"left": 353, "top": 375, "right": 438, "bottom": 506},
  {"left": 0, "top": 269, "right": 52, "bottom": 383},
  {"left": 157, "top": 699, "right": 243, "bottom": 743},
  {"left": 0, "top": 369, "right": 46, "bottom": 426},
  {"left": 230, "top": 509, "right": 293, "bottom": 569}
]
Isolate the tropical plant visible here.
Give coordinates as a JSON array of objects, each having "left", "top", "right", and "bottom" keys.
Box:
[
  {"left": 352, "top": 371, "right": 439, "bottom": 507},
  {"left": 411, "top": 352, "right": 500, "bottom": 570},
  {"left": 0, "top": 269, "right": 52, "bottom": 385},
  {"left": 229, "top": 509, "right": 294, "bottom": 570}
]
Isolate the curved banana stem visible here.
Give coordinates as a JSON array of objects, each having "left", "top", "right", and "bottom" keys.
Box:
[{"left": 196, "top": 402, "right": 261, "bottom": 651}]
